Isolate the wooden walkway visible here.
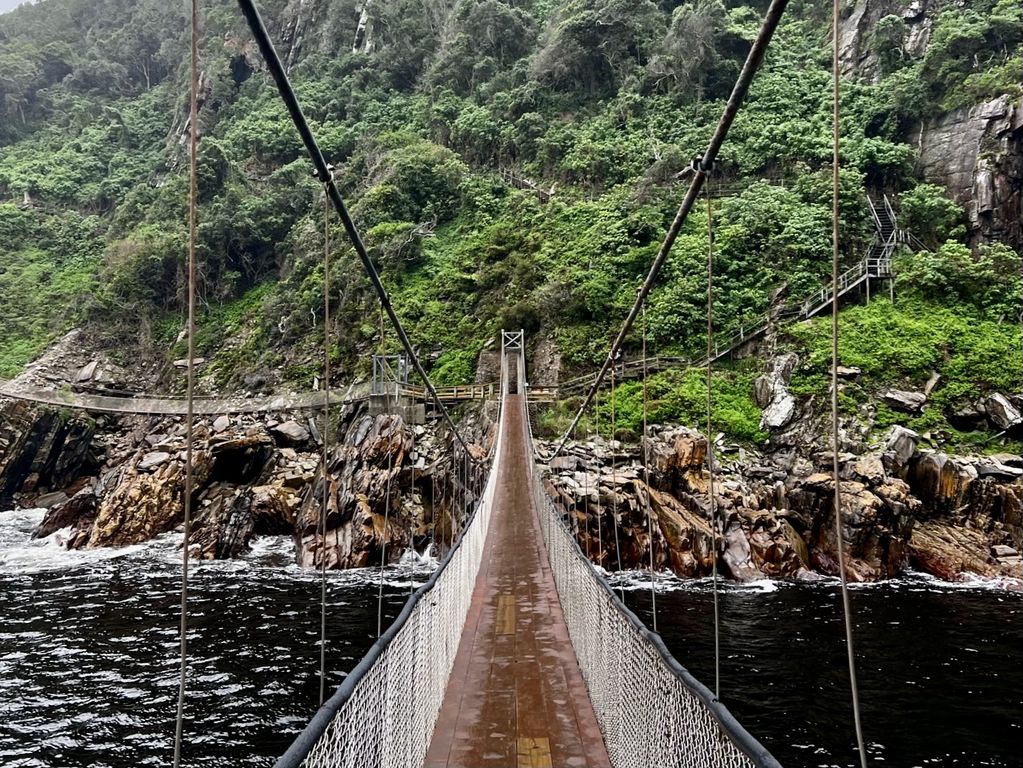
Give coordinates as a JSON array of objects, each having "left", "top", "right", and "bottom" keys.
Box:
[{"left": 425, "top": 394, "right": 611, "bottom": 768}]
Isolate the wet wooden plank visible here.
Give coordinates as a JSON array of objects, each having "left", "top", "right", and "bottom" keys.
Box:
[{"left": 496, "top": 595, "right": 516, "bottom": 635}]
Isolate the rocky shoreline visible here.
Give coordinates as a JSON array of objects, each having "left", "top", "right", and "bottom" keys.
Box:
[
  {"left": 0, "top": 395, "right": 495, "bottom": 569},
  {"left": 2, "top": 337, "right": 1022, "bottom": 586},
  {"left": 540, "top": 422, "right": 1023, "bottom": 587}
]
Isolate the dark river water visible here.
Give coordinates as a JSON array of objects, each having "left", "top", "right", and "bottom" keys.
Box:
[
  {"left": 2, "top": 508, "right": 1022, "bottom": 767},
  {"left": 615, "top": 572, "right": 1023, "bottom": 768}
]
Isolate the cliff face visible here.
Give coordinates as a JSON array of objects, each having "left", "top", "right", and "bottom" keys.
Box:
[
  {"left": 839, "top": 0, "right": 1023, "bottom": 250},
  {"left": 913, "top": 96, "right": 1023, "bottom": 249}
]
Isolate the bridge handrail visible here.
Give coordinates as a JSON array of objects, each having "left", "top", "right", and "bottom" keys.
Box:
[
  {"left": 272, "top": 389, "right": 506, "bottom": 768},
  {"left": 524, "top": 382, "right": 780, "bottom": 766}
]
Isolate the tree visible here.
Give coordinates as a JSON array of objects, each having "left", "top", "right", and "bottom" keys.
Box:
[
  {"left": 531, "top": 0, "right": 664, "bottom": 96},
  {"left": 647, "top": 0, "right": 727, "bottom": 98}
]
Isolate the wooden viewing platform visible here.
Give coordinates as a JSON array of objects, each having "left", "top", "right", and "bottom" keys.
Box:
[{"left": 425, "top": 394, "right": 611, "bottom": 768}]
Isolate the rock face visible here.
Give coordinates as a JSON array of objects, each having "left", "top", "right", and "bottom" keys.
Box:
[
  {"left": 754, "top": 354, "right": 798, "bottom": 429},
  {"left": 913, "top": 94, "right": 1023, "bottom": 250},
  {"left": 17, "top": 393, "right": 489, "bottom": 568},
  {"left": 296, "top": 408, "right": 494, "bottom": 569},
  {"left": 0, "top": 399, "right": 97, "bottom": 509}
]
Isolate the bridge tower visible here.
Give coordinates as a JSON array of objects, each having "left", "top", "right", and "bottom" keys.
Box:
[
  {"left": 368, "top": 353, "right": 425, "bottom": 423},
  {"left": 500, "top": 329, "right": 525, "bottom": 397}
]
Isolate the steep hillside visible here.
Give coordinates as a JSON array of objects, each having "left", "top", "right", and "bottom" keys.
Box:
[{"left": 0, "top": 0, "right": 1021, "bottom": 451}]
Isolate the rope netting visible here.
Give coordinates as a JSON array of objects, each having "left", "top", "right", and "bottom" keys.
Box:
[
  {"left": 272, "top": 347, "right": 511, "bottom": 768},
  {"left": 523, "top": 380, "right": 780, "bottom": 768}
]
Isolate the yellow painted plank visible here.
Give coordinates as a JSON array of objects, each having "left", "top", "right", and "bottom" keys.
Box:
[
  {"left": 496, "top": 594, "right": 516, "bottom": 635},
  {"left": 516, "top": 737, "right": 553, "bottom": 768}
]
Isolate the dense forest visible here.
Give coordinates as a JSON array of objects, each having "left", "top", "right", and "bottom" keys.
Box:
[{"left": 0, "top": 0, "right": 1021, "bottom": 448}]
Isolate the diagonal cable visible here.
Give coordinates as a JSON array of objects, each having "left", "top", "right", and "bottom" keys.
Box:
[
  {"left": 237, "top": 0, "right": 475, "bottom": 462},
  {"left": 553, "top": 0, "right": 791, "bottom": 459}
]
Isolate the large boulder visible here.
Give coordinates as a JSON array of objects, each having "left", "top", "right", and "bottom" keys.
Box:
[
  {"left": 882, "top": 389, "right": 927, "bottom": 413},
  {"left": 985, "top": 393, "right": 1022, "bottom": 431}
]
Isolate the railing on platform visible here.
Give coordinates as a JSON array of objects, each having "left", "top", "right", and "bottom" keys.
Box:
[
  {"left": 524, "top": 383, "right": 781, "bottom": 767},
  {"left": 272, "top": 396, "right": 506, "bottom": 768}
]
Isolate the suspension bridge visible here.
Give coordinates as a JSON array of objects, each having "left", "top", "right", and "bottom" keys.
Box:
[{"left": 0, "top": 0, "right": 878, "bottom": 763}]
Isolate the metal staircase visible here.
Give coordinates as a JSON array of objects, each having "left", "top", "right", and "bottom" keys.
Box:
[{"left": 560, "top": 192, "right": 906, "bottom": 395}]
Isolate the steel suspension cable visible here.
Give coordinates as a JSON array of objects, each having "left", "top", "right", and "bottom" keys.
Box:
[
  {"left": 552, "top": 0, "right": 790, "bottom": 459},
  {"left": 831, "top": 2, "right": 869, "bottom": 764},
  {"left": 705, "top": 186, "right": 721, "bottom": 701},
  {"left": 237, "top": 0, "right": 475, "bottom": 464},
  {"left": 319, "top": 183, "right": 332, "bottom": 705},
  {"left": 409, "top": 425, "right": 416, "bottom": 598},
  {"left": 172, "top": 2, "right": 199, "bottom": 763},
  {"left": 641, "top": 302, "right": 657, "bottom": 632},
  {"left": 430, "top": 448, "right": 437, "bottom": 559}
]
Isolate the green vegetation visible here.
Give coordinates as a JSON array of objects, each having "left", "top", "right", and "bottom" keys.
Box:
[
  {"left": 786, "top": 298, "right": 1021, "bottom": 450},
  {"left": 0, "top": 0, "right": 1020, "bottom": 450}
]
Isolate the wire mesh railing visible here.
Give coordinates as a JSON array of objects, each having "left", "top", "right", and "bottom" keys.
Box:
[
  {"left": 272, "top": 400, "right": 506, "bottom": 768},
  {"left": 524, "top": 385, "right": 781, "bottom": 767}
]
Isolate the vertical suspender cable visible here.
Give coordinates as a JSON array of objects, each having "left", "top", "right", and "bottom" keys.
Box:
[
  {"left": 430, "top": 450, "right": 437, "bottom": 559},
  {"left": 409, "top": 425, "right": 416, "bottom": 597},
  {"left": 172, "top": 2, "right": 199, "bottom": 764},
  {"left": 705, "top": 187, "right": 721, "bottom": 701},
  {"left": 641, "top": 302, "right": 657, "bottom": 632},
  {"left": 642, "top": 302, "right": 658, "bottom": 634},
  {"left": 377, "top": 450, "right": 394, "bottom": 638},
  {"left": 610, "top": 366, "right": 624, "bottom": 598},
  {"left": 832, "top": 3, "right": 869, "bottom": 765},
  {"left": 319, "top": 183, "right": 332, "bottom": 705},
  {"left": 595, "top": 389, "right": 602, "bottom": 568}
]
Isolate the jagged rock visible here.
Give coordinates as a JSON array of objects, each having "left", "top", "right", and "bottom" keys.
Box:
[
  {"left": 138, "top": 451, "right": 171, "bottom": 471},
  {"left": 908, "top": 453, "right": 975, "bottom": 516},
  {"left": 885, "top": 425, "right": 920, "bottom": 468},
  {"left": 882, "top": 389, "right": 927, "bottom": 413},
  {"left": 191, "top": 484, "right": 294, "bottom": 560},
  {"left": 76, "top": 360, "right": 98, "bottom": 382},
  {"left": 949, "top": 404, "right": 988, "bottom": 431},
  {"left": 296, "top": 414, "right": 421, "bottom": 569},
  {"left": 212, "top": 415, "right": 231, "bottom": 433},
  {"left": 993, "top": 544, "right": 1019, "bottom": 559},
  {"left": 34, "top": 485, "right": 98, "bottom": 539},
  {"left": 914, "top": 95, "right": 1023, "bottom": 249},
  {"left": 910, "top": 522, "right": 1016, "bottom": 581},
  {"left": 550, "top": 455, "right": 579, "bottom": 471},
  {"left": 794, "top": 472, "right": 918, "bottom": 580},
  {"left": 975, "top": 461, "right": 1023, "bottom": 481},
  {"left": 837, "top": 366, "right": 861, "bottom": 378},
  {"left": 0, "top": 400, "right": 96, "bottom": 508},
  {"left": 172, "top": 357, "right": 206, "bottom": 368},
  {"left": 755, "top": 355, "right": 798, "bottom": 430},
  {"left": 738, "top": 509, "right": 809, "bottom": 579},
  {"left": 243, "top": 373, "right": 269, "bottom": 391},
  {"left": 272, "top": 420, "right": 311, "bottom": 445},
  {"left": 990, "top": 453, "right": 1023, "bottom": 469},
  {"left": 985, "top": 393, "right": 1021, "bottom": 431}
]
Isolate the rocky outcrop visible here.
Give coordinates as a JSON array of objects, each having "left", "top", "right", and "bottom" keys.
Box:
[
  {"left": 543, "top": 418, "right": 1023, "bottom": 585},
  {"left": 754, "top": 353, "right": 798, "bottom": 429},
  {"left": 0, "top": 399, "right": 97, "bottom": 509},
  {"left": 838, "top": 0, "right": 933, "bottom": 79},
  {"left": 296, "top": 407, "right": 494, "bottom": 569}
]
